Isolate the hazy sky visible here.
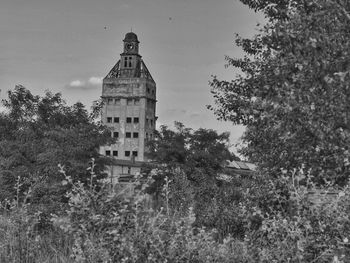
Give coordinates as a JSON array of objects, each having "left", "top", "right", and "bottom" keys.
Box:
[{"left": 0, "top": 0, "right": 264, "bottom": 148}]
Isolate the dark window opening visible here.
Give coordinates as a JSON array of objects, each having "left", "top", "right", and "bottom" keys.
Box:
[
  {"left": 127, "top": 99, "right": 133, "bottom": 105},
  {"left": 125, "top": 151, "right": 130, "bottom": 157},
  {"left": 133, "top": 132, "right": 139, "bottom": 138},
  {"left": 134, "top": 117, "right": 139, "bottom": 123},
  {"left": 113, "top": 132, "right": 119, "bottom": 138},
  {"left": 105, "top": 150, "right": 111, "bottom": 156},
  {"left": 124, "top": 57, "right": 128, "bottom": 67},
  {"left": 132, "top": 151, "right": 138, "bottom": 157},
  {"left": 126, "top": 117, "right": 132, "bottom": 123},
  {"left": 115, "top": 99, "right": 120, "bottom": 105},
  {"left": 107, "top": 117, "right": 112, "bottom": 123},
  {"left": 134, "top": 99, "right": 140, "bottom": 105},
  {"left": 113, "top": 151, "right": 118, "bottom": 157},
  {"left": 108, "top": 98, "right": 113, "bottom": 104},
  {"left": 129, "top": 57, "right": 132, "bottom": 67},
  {"left": 147, "top": 88, "right": 150, "bottom": 93},
  {"left": 150, "top": 119, "right": 153, "bottom": 126},
  {"left": 126, "top": 132, "right": 131, "bottom": 138},
  {"left": 114, "top": 117, "right": 119, "bottom": 123},
  {"left": 127, "top": 166, "right": 131, "bottom": 174}
]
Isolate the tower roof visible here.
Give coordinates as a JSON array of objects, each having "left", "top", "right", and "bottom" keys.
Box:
[
  {"left": 124, "top": 32, "right": 139, "bottom": 43},
  {"left": 104, "top": 59, "right": 154, "bottom": 82}
]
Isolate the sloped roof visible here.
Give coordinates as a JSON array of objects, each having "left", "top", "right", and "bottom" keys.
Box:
[
  {"left": 104, "top": 59, "right": 154, "bottom": 82},
  {"left": 226, "top": 160, "right": 256, "bottom": 171},
  {"left": 217, "top": 160, "right": 256, "bottom": 182}
]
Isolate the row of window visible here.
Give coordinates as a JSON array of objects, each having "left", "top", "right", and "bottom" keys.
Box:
[
  {"left": 111, "top": 132, "right": 138, "bottom": 138},
  {"left": 106, "top": 98, "right": 156, "bottom": 106},
  {"left": 105, "top": 150, "right": 138, "bottom": 157},
  {"left": 107, "top": 117, "right": 154, "bottom": 126},
  {"left": 107, "top": 98, "right": 140, "bottom": 106},
  {"left": 107, "top": 117, "right": 139, "bottom": 124},
  {"left": 111, "top": 131, "right": 153, "bottom": 139}
]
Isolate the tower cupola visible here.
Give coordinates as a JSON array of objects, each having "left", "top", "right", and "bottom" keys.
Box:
[{"left": 123, "top": 32, "right": 139, "bottom": 54}]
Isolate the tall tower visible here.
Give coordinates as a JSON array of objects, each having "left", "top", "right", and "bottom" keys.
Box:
[{"left": 101, "top": 32, "right": 156, "bottom": 178}]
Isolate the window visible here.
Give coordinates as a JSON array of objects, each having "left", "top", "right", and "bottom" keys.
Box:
[
  {"left": 114, "top": 99, "right": 120, "bottom": 105},
  {"left": 105, "top": 150, "right": 111, "bottom": 156},
  {"left": 133, "top": 132, "right": 139, "bottom": 138},
  {"left": 124, "top": 57, "right": 128, "bottom": 67},
  {"left": 147, "top": 87, "right": 150, "bottom": 93},
  {"left": 113, "top": 132, "right": 119, "bottom": 138},
  {"left": 126, "top": 117, "right": 132, "bottom": 123},
  {"left": 127, "top": 166, "right": 131, "bottom": 174},
  {"left": 134, "top": 117, "right": 139, "bottom": 123},
  {"left": 134, "top": 98, "right": 140, "bottom": 105},
  {"left": 125, "top": 151, "right": 130, "bottom": 157},
  {"left": 152, "top": 90, "right": 155, "bottom": 95},
  {"left": 107, "top": 98, "right": 113, "bottom": 104},
  {"left": 107, "top": 117, "right": 112, "bottom": 123},
  {"left": 127, "top": 99, "right": 133, "bottom": 105},
  {"left": 114, "top": 117, "right": 119, "bottom": 123},
  {"left": 129, "top": 57, "right": 132, "bottom": 67},
  {"left": 126, "top": 132, "right": 131, "bottom": 138},
  {"left": 146, "top": 132, "right": 148, "bottom": 139},
  {"left": 150, "top": 119, "right": 154, "bottom": 126},
  {"left": 113, "top": 151, "right": 118, "bottom": 157},
  {"left": 132, "top": 151, "right": 138, "bottom": 157}
]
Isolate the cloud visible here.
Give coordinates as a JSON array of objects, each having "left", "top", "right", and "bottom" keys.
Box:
[
  {"left": 67, "top": 76, "right": 103, "bottom": 89},
  {"left": 88, "top": 77, "right": 103, "bottom": 85},
  {"left": 69, "top": 80, "right": 85, "bottom": 88}
]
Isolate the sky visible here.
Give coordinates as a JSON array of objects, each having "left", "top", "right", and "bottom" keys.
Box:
[{"left": 0, "top": 0, "right": 264, "bottom": 151}]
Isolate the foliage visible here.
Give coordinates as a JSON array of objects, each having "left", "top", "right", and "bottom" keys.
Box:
[
  {"left": 209, "top": 0, "right": 350, "bottom": 185},
  {"left": 51, "top": 159, "right": 251, "bottom": 263},
  {"left": 244, "top": 172, "right": 350, "bottom": 262},
  {"left": 0, "top": 177, "right": 73, "bottom": 263},
  {"left": 1, "top": 161, "right": 350, "bottom": 262},
  {"left": 0, "top": 85, "right": 112, "bottom": 220},
  {"left": 145, "top": 122, "right": 248, "bottom": 238}
]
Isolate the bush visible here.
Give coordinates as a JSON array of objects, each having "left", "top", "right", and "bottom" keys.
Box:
[
  {"left": 246, "top": 172, "right": 350, "bottom": 262},
  {"left": 51, "top": 159, "right": 252, "bottom": 262},
  {"left": 0, "top": 178, "right": 72, "bottom": 262}
]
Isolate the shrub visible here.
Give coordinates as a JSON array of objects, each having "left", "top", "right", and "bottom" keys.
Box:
[
  {"left": 0, "top": 177, "right": 72, "bottom": 263},
  {"left": 52, "top": 159, "right": 252, "bottom": 262},
  {"left": 246, "top": 171, "right": 350, "bottom": 262}
]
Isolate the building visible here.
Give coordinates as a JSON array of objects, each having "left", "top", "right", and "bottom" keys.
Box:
[
  {"left": 217, "top": 160, "right": 256, "bottom": 182},
  {"left": 100, "top": 32, "right": 157, "bottom": 182}
]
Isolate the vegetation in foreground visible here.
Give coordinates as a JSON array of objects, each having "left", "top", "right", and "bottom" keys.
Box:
[{"left": 1, "top": 161, "right": 350, "bottom": 262}]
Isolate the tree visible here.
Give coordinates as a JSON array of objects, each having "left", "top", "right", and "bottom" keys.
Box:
[
  {"left": 0, "top": 85, "right": 112, "bottom": 218},
  {"left": 146, "top": 122, "right": 236, "bottom": 190},
  {"left": 209, "top": 0, "right": 350, "bottom": 186},
  {"left": 146, "top": 122, "right": 246, "bottom": 238}
]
